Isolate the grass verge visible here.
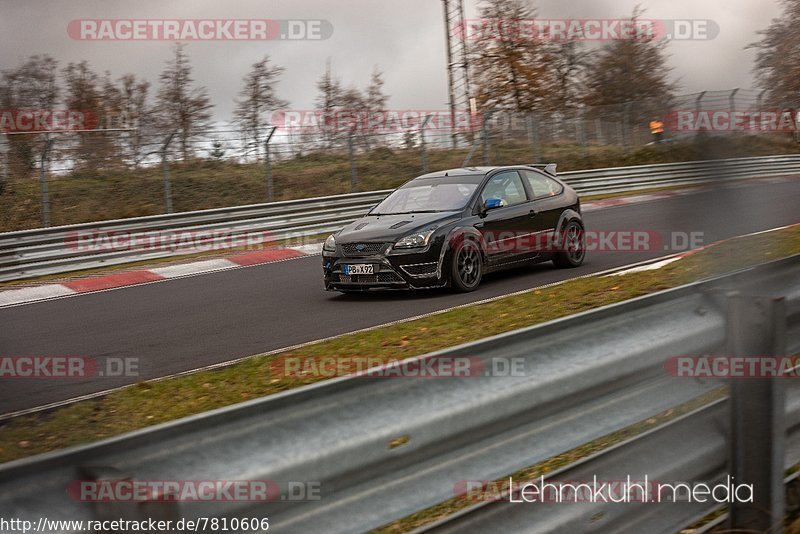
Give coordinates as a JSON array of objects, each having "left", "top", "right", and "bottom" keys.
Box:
[{"left": 0, "top": 224, "right": 798, "bottom": 465}]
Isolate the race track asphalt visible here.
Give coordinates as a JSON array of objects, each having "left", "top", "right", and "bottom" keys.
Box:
[{"left": 1, "top": 178, "right": 798, "bottom": 414}]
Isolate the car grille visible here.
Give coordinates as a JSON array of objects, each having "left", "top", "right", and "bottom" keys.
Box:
[
  {"left": 332, "top": 272, "right": 404, "bottom": 284},
  {"left": 400, "top": 262, "right": 438, "bottom": 277},
  {"left": 341, "top": 242, "right": 386, "bottom": 256}
]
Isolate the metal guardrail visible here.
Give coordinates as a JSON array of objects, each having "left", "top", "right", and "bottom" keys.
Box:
[
  {"left": 0, "top": 154, "right": 798, "bottom": 281},
  {"left": 422, "top": 395, "right": 800, "bottom": 534},
  {"left": 563, "top": 153, "right": 800, "bottom": 195},
  {"left": 1, "top": 256, "right": 798, "bottom": 533}
]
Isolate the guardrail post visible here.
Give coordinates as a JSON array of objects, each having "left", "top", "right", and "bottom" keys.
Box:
[
  {"left": 161, "top": 133, "right": 175, "bottom": 214},
  {"left": 264, "top": 126, "right": 277, "bottom": 202},
  {"left": 38, "top": 134, "right": 54, "bottom": 228},
  {"left": 347, "top": 128, "right": 358, "bottom": 192},
  {"left": 727, "top": 294, "right": 787, "bottom": 533},
  {"left": 527, "top": 113, "right": 541, "bottom": 162}
]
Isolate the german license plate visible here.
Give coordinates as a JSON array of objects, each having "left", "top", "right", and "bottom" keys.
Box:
[{"left": 344, "top": 264, "right": 374, "bottom": 275}]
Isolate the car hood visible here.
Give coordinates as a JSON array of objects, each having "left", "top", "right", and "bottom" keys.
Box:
[{"left": 336, "top": 212, "right": 460, "bottom": 243}]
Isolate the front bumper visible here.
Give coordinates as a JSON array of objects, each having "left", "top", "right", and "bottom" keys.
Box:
[{"left": 323, "top": 242, "right": 446, "bottom": 291}]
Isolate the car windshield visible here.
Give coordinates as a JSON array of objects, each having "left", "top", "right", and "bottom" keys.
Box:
[{"left": 370, "top": 176, "right": 481, "bottom": 215}]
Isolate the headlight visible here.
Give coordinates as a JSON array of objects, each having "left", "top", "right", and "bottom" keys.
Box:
[
  {"left": 394, "top": 230, "right": 434, "bottom": 249},
  {"left": 323, "top": 234, "right": 336, "bottom": 253}
]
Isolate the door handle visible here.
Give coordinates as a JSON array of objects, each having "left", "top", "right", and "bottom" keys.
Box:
[{"left": 528, "top": 209, "right": 536, "bottom": 218}]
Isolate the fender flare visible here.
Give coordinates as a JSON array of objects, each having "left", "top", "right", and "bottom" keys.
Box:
[
  {"left": 436, "top": 226, "right": 485, "bottom": 280},
  {"left": 553, "top": 209, "right": 583, "bottom": 247}
]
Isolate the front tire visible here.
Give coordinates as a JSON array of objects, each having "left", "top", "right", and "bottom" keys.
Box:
[
  {"left": 553, "top": 220, "right": 586, "bottom": 268},
  {"left": 450, "top": 239, "right": 482, "bottom": 292}
]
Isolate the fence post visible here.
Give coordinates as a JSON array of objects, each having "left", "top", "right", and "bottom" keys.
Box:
[
  {"left": 38, "top": 135, "right": 54, "bottom": 228},
  {"left": 622, "top": 102, "right": 631, "bottom": 151},
  {"left": 462, "top": 131, "right": 480, "bottom": 168},
  {"left": 757, "top": 89, "right": 767, "bottom": 111},
  {"left": 482, "top": 115, "right": 491, "bottom": 166},
  {"left": 161, "top": 133, "right": 175, "bottom": 214},
  {"left": 347, "top": 129, "right": 358, "bottom": 192},
  {"left": 727, "top": 294, "right": 786, "bottom": 533},
  {"left": 1, "top": 133, "right": 8, "bottom": 193},
  {"left": 527, "top": 113, "right": 541, "bottom": 162},
  {"left": 264, "top": 126, "right": 277, "bottom": 202},
  {"left": 576, "top": 108, "right": 587, "bottom": 157},
  {"left": 729, "top": 88, "right": 739, "bottom": 112},
  {"left": 595, "top": 118, "right": 604, "bottom": 146},
  {"left": 420, "top": 114, "right": 433, "bottom": 175},
  {"left": 695, "top": 91, "right": 706, "bottom": 114}
]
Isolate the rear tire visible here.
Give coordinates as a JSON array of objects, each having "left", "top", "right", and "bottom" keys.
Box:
[
  {"left": 450, "top": 239, "right": 483, "bottom": 292},
  {"left": 553, "top": 220, "right": 586, "bottom": 268}
]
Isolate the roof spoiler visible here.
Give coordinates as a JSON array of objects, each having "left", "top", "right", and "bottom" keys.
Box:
[{"left": 527, "top": 163, "right": 557, "bottom": 177}]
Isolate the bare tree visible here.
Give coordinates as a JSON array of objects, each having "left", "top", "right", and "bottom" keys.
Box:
[
  {"left": 366, "top": 67, "right": 388, "bottom": 112},
  {"left": 750, "top": 0, "right": 800, "bottom": 107},
  {"left": 63, "top": 61, "right": 119, "bottom": 169},
  {"left": 2, "top": 54, "right": 60, "bottom": 110},
  {"left": 540, "top": 39, "right": 592, "bottom": 112},
  {"left": 0, "top": 55, "right": 60, "bottom": 176},
  {"left": 314, "top": 59, "right": 343, "bottom": 148},
  {"left": 155, "top": 43, "right": 213, "bottom": 160},
  {"left": 117, "top": 74, "right": 151, "bottom": 166},
  {"left": 470, "top": 0, "right": 553, "bottom": 113},
  {"left": 582, "top": 8, "right": 675, "bottom": 121},
  {"left": 233, "top": 55, "right": 288, "bottom": 160},
  {"left": 363, "top": 66, "right": 388, "bottom": 148},
  {"left": 311, "top": 62, "right": 390, "bottom": 151}
]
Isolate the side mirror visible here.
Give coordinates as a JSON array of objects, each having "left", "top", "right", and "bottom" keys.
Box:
[{"left": 483, "top": 198, "right": 504, "bottom": 212}]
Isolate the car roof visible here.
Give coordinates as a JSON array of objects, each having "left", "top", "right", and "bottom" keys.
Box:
[{"left": 412, "top": 165, "right": 539, "bottom": 181}]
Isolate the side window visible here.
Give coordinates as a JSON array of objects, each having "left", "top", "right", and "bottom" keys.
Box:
[
  {"left": 480, "top": 171, "right": 528, "bottom": 207},
  {"left": 522, "top": 170, "right": 564, "bottom": 198}
]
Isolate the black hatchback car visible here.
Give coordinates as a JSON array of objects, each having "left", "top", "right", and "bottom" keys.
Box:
[{"left": 322, "top": 164, "right": 585, "bottom": 292}]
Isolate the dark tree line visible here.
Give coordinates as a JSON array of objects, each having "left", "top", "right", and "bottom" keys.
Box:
[
  {"left": 0, "top": 43, "right": 392, "bottom": 173},
  {"left": 750, "top": 0, "right": 800, "bottom": 107},
  {"left": 470, "top": 0, "right": 675, "bottom": 117},
  {"left": 0, "top": 44, "right": 293, "bottom": 172},
  {"left": 3, "top": 0, "right": 794, "bottom": 178}
]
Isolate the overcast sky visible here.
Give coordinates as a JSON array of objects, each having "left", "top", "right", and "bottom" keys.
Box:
[{"left": 0, "top": 0, "right": 781, "bottom": 123}]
